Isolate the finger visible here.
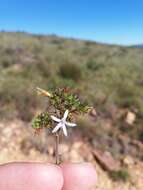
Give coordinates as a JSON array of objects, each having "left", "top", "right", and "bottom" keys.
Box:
[
  {"left": 61, "top": 162, "right": 97, "bottom": 190},
  {"left": 0, "top": 162, "right": 63, "bottom": 190}
]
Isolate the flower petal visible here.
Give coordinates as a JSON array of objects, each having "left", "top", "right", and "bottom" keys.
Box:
[
  {"left": 52, "top": 123, "right": 62, "bottom": 133},
  {"left": 51, "top": 115, "right": 61, "bottom": 122},
  {"left": 65, "top": 122, "right": 76, "bottom": 127},
  {"left": 62, "top": 124, "right": 68, "bottom": 136},
  {"left": 63, "top": 110, "right": 69, "bottom": 120}
]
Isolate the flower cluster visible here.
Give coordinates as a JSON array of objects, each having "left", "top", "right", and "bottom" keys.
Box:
[{"left": 32, "top": 87, "right": 90, "bottom": 136}]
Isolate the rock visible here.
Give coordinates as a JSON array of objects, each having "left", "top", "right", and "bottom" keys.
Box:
[
  {"left": 90, "top": 108, "right": 97, "bottom": 118},
  {"left": 125, "top": 111, "right": 136, "bottom": 125},
  {"left": 59, "top": 144, "right": 69, "bottom": 155},
  {"left": 69, "top": 149, "right": 84, "bottom": 162},
  {"left": 105, "top": 103, "right": 118, "bottom": 120},
  {"left": 92, "top": 149, "right": 120, "bottom": 171},
  {"left": 123, "top": 156, "right": 135, "bottom": 166},
  {"left": 67, "top": 142, "right": 91, "bottom": 162},
  {"left": 72, "top": 142, "right": 82, "bottom": 149},
  {"left": 2, "top": 127, "right": 13, "bottom": 138},
  {"left": 79, "top": 144, "right": 94, "bottom": 161},
  {"left": 48, "top": 145, "right": 54, "bottom": 155}
]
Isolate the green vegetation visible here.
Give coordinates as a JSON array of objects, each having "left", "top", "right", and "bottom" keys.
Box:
[
  {"left": 138, "top": 130, "right": 143, "bottom": 142},
  {"left": 59, "top": 62, "right": 82, "bottom": 81},
  {"left": 32, "top": 87, "right": 89, "bottom": 132},
  {"left": 32, "top": 112, "right": 52, "bottom": 130},
  {"left": 86, "top": 59, "right": 103, "bottom": 71},
  {"left": 109, "top": 169, "right": 130, "bottom": 182},
  {"left": 0, "top": 31, "right": 143, "bottom": 143}
]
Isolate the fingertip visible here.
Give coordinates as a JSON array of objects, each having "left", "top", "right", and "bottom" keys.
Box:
[
  {"left": 36, "top": 164, "right": 64, "bottom": 190},
  {"left": 0, "top": 163, "right": 64, "bottom": 190},
  {"left": 80, "top": 162, "right": 97, "bottom": 183},
  {"left": 61, "top": 162, "right": 97, "bottom": 190}
]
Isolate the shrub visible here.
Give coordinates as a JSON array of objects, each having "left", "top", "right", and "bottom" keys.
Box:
[
  {"left": 86, "top": 59, "right": 101, "bottom": 71},
  {"left": 48, "top": 76, "right": 76, "bottom": 90},
  {"left": 78, "top": 46, "right": 90, "bottom": 55},
  {"left": 59, "top": 63, "right": 81, "bottom": 81},
  {"left": 0, "top": 55, "right": 15, "bottom": 68},
  {"left": 50, "top": 38, "right": 63, "bottom": 45},
  {"left": 115, "top": 80, "right": 140, "bottom": 109},
  {"left": 138, "top": 130, "right": 143, "bottom": 142},
  {"left": 0, "top": 77, "right": 38, "bottom": 121},
  {"left": 4, "top": 47, "right": 15, "bottom": 55},
  {"left": 15, "top": 90, "right": 37, "bottom": 121},
  {"left": 36, "top": 61, "right": 51, "bottom": 78},
  {"left": 109, "top": 169, "right": 130, "bottom": 182}
]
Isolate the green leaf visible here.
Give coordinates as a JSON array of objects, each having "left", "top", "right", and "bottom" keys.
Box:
[{"left": 32, "top": 112, "right": 52, "bottom": 129}]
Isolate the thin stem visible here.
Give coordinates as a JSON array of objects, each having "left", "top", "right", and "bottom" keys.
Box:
[{"left": 55, "top": 133, "right": 60, "bottom": 165}]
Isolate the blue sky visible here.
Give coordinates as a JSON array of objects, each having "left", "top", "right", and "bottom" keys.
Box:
[{"left": 0, "top": 0, "right": 143, "bottom": 45}]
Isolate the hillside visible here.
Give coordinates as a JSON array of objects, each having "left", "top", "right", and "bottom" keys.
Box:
[
  {"left": 132, "top": 44, "right": 143, "bottom": 48},
  {"left": 0, "top": 32, "right": 143, "bottom": 138},
  {"left": 0, "top": 32, "right": 143, "bottom": 189}
]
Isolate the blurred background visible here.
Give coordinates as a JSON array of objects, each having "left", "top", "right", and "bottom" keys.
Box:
[{"left": 0, "top": 0, "right": 143, "bottom": 189}]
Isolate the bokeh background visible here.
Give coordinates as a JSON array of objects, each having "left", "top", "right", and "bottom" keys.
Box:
[{"left": 0, "top": 0, "right": 143, "bottom": 189}]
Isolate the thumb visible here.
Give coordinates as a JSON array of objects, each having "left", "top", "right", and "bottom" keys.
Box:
[{"left": 60, "top": 163, "right": 97, "bottom": 190}]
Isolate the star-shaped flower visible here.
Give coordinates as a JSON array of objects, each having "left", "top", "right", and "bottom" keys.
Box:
[{"left": 51, "top": 110, "right": 76, "bottom": 136}]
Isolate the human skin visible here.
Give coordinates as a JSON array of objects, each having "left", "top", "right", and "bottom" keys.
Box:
[
  {"left": 0, "top": 162, "right": 97, "bottom": 190},
  {"left": 61, "top": 163, "right": 97, "bottom": 190}
]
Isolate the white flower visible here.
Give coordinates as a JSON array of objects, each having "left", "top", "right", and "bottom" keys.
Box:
[{"left": 51, "top": 110, "right": 76, "bottom": 136}]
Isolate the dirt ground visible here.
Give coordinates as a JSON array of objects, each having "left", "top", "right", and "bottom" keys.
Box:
[{"left": 0, "top": 120, "right": 143, "bottom": 190}]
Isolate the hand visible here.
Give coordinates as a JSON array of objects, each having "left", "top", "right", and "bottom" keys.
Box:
[
  {"left": 61, "top": 163, "right": 97, "bottom": 190},
  {"left": 0, "top": 162, "right": 97, "bottom": 190}
]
